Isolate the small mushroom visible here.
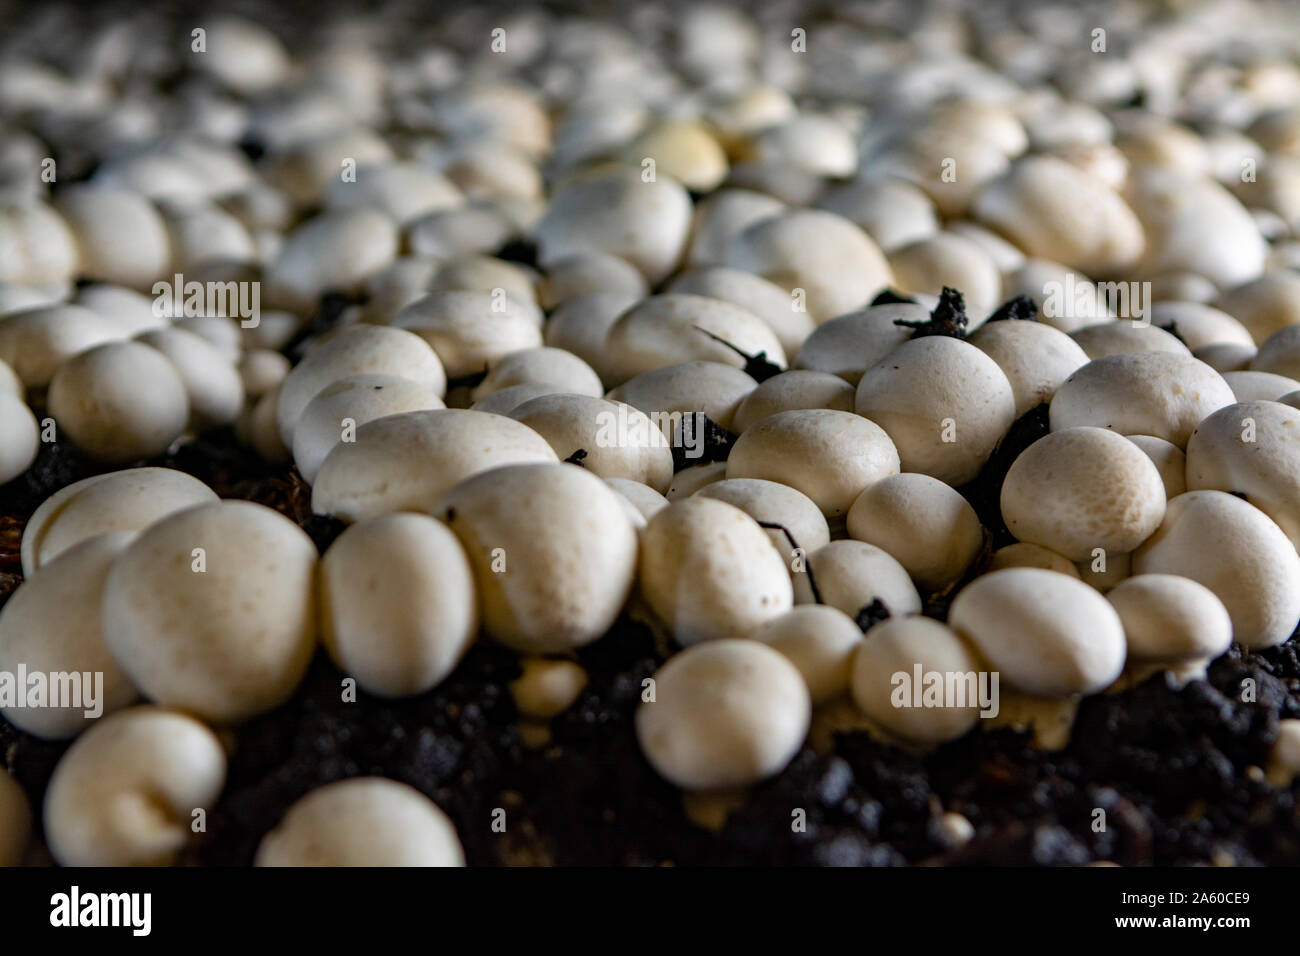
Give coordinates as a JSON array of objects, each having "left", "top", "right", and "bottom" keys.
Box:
[
  {"left": 102, "top": 501, "right": 318, "bottom": 723},
  {"left": 727, "top": 408, "right": 900, "bottom": 518},
  {"left": 436, "top": 463, "right": 637, "bottom": 653},
  {"left": 1000, "top": 426, "right": 1166, "bottom": 561},
  {"left": 850, "top": 617, "right": 985, "bottom": 745},
  {"left": 636, "top": 640, "right": 810, "bottom": 790},
  {"left": 856, "top": 336, "right": 1017, "bottom": 487},
  {"left": 48, "top": 341, "right": 190, "bottom": 462},
  {"left": 948, "top": 567, "right": 1127, "bottom": 697},
  {"left": 0, "top": 532, "right": 139, "bottom": 738},
  {"left": 1133, "top": 490, "right": 1300, "bottom": 648},
  {"left": 847, "top": 472, "right": 985, "bottom": 591},
  {"left": 255, "top": 778, "right": 464, "bottom": 867},
  {"left": 320, "top": 514, "right": 477, "bottom": 697},
  {"left": 43, "top": 706, "right": 227, "bottom": 866},
  {"left": 756, "top": 604, "right": 863, "bottom": 704},
  {"left": 639, "top": 497, "right": 793, "bottom": 645}
]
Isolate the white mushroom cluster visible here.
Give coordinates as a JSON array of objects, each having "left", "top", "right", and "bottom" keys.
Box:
[{"left": 3, "top": 0, "right": 1300, "bottom": 866}]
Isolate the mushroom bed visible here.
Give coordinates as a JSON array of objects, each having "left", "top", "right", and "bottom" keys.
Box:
[{"left": 3, "top": 0, "right": 1300, "bottom": 867}]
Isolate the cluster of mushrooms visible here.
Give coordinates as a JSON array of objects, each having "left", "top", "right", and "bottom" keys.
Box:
[{"left": 4, "top": 0, "right": 1300, "bottom": 866}]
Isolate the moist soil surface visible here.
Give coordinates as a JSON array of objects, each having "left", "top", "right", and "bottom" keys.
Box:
[{"left": 3, "top": 415, "right": 1299, "bottom": 866}]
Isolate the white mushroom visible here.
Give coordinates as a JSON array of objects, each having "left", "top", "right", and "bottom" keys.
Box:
[
  {"left": 636, "top": 640, "right": 810, "bottom": 790},
  {"left": 1001, "top": 426, "right": 1166, "bottom": 561},
  {"left": 292, "top": 374, "right": 445, "bottom": 483},
  {"left": 276, "top": 324, "right": 447, "bottom": 445},
  {"left": 507, "top": 393, "right": 674, "bottom": 493},
  {"left": 313, "top": 408, "right": 556, "bottom": 522},
  {"left": 948, "top": 568, "right": 1127, "bottom": 697},
  {"left": 855, "top": 336, "right": 1017, "bottom": 486},
  {"left": 847, "top": 473, "right": 985, "bottom": 591},
  {"left": 638, "top": 497, "right": 793, "bottom": 644},
  {"left": 727, "top": 408, "right": 900, "bottom": 518},
  {"left": 436, "top": 463, "right": 637, "bottom": 653},
  {"left": 472, "top": 347, "right": 603, "bottom": 400},
  {"left": 255, "top": 778, "right": 464, "bottom": 867},
  {"left": 20, "top": 467, "right": 217, "bottom": 576},
  {"left": 0, "top": 533, "right": 138, "bottom": 738},
  {"left": 135, "top": 327, "right": 245, "bottom": 428},
  {"left": 1050, "top": 351, "right": 1235, "bottom": 447},
  {"left": 102, "top": 501, "right": 318, "bottom": 723},
  {"left": 43, "top": 706, "right": 227, "bottom": 866},
  {"left": 0, "top": 305, "right": 121, "bottom": 387},
  {"left": 320, "top": 514, "right": 477, "bottom": 697},
  {"left": 755, "top": 604, "right": 863, "bottom": 705},
  {"left": 731, "top": 369, "right": 856, "bottom": 432},
  {"left": 48, "top": 341, "right": 190, "bottom": 462},
  {"left": 850, "top": 617, "right": 985, "bottom": 745},
  {"left": 1133, "top": 491, "right": 1300, "bottom": 648},
  {"left": 967, "top": 318, "right": 1091, "bottom": 416},
  {"left": 392, "top": 290, "right": 542, "bottom": 380},
  {"left": 792, "top": 540, "right": 921, "bottom": 619},
  {"left": 1107, "top": 574, "right": 1232, "bottom": 678}
]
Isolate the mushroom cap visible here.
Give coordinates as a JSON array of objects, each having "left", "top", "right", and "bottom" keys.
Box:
[
  {"left": 948, "top": 567, "right": 1127, "bottom": 696},
  {"left": 472, "top": 346, "right": 604, "bottom": 400},
  {"left": 266, "top": 207, "right": 399, "bottom": 313},
  {"left": 723, "top": 209, "right": 894, "bottom": 321},
  {"left": 0, "top": 533, "right": 138, "bottom": 738},
  {"left": 20, "top": 467, "right": 217, "bottom": 576},
  {"left": 971, "top": 155, "right": 1145, "bottom": 276},
  {"left": 793, "top": 303, "right": 927, "bottom": 385},
  {"left": 255, "top": 777, "right": 464, "bottom": 867},
  {"left": 847, "top": 472, "right": 985, "bottom": 591},
  {"left": 1107, "top": 574, "right": 1232, "bottom": 662},
  {"left": 605, "top": 477, "right": 670, "bottom": 523},
  {"left": 606, "top": 360, "right": 758, "bottom": 434},
  {"left": 755, "top": 604, "right": 863, "bottom": 704},
  {"left": 695, "top": 477, "right": 830, "bottom": 562},
  {"left": 987, "top": 542, "right": 1081, "bottom": 577},
  {"left": 102, "top": 501, "right": 318, "bottom": 723},
  {"left": 639, "top": 497, "right": 793, "bottom": 645},
  {"left": 1221, "top": 369, "right": 1300, "bottom": 402},
  {"left": 727, "top": 408, "right": 900, "bottom": 518},
  {"left": 1069, "top": 321, "right": 1191, "bottom": 360},
  {"left": 967, "top": 318, "right": 1090, "bottom": 417},
  {"left": 851, "top": 616, "right": 985, "bottom": 745},
  {"left": 636, "top": 640, "right": 810, "bottom": 790},
  {"left": 1185, "top": 400, "right": 1300, "bottom": 550},
  {"left": 855, "top": 336, "right": 1017, "bottom": 486},
  {"left": 392, "top": 289, "right": 543, "bottom": 380},
  {"left": 732, "top": 369, "right": 856, "bottom": 432},
  {"left": 1125, "top": 434, "right": 1187, "bottom": 500},
  {"left": 292, "top": 374, "right": 445, "bottom": 483},
  {"left": 54, "top": 186, "right": 172, "bottom": 290},
  {"left": 436, "top": 463, "right": 638, "bottom": 653},
  {"left": 136, "top": 326, "right": 245, "bottom": 428},
  {"left": 0, "top": 305, "right": 121, "bottom": 387},
  {"left": 320, "top": 514, "right": 477, "bottom": 697},
  {"left": 792, "top": 539, "right": 921, "bottom": 618},
  {"left": 48, "top": 340, "right": 190, "bottom": 462},
  {"left": 535, "top": 166, "right": 692, "bottom": 284},
  {"left": 0, "top": 392, "right": 38, "bottom": 485},
  {"left": 276, "top": 324, "right": 447, "bottom": 444},
  {"left": 43, "top": 706, "right": 227, "bottom": 866},
  {"left": 508, "top": 393, "right": 674, "bottom": 493},
  {"left": 669, "top": 266, "right": 814, "bottom": 358},
  {"left": 1001, "top": 426, "right": 1167, "bottom": 561},
  {"left": 1049, "top": 351, "right": 1235, "bottom": 447},
  {"left": 602, "top": 293, "right": 786, "bottom": 386},
  {"left": 1133, "top": 490, "right": 1300, "bottom": 648}
]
